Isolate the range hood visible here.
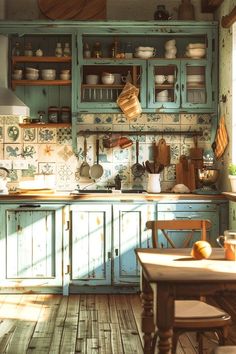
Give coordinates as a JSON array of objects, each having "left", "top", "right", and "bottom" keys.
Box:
[{"left": 0, "top": 35, "right": 30, "bottom": 116}]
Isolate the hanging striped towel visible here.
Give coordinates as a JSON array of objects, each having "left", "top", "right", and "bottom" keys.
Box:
[
  {"left": 117, "top": 82, "right": 142, "bottom": 120},
  {"left": 212, "top": 115, "right": 229, "bottom": 160}
]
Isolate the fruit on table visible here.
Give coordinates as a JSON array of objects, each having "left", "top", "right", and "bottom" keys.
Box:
[{"left": 191, "top": 240, "right": 212, "bottom": 259}]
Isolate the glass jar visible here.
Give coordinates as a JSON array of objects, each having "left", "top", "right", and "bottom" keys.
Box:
[
  {"left": 24, "top": 42, "right": 33, "bottom": 56},
  {"left": 83, "top": 42, "right": 91, "bottom": 58},
  {"left": 48, "top": 106, "right": 60, "bottom": 123},
  {"left": 63, "top": 43, "right": 71, "bottom": 57},
  {"left": 60, "top": 106, "right": 71, "bottom": 123},
  {"left": 12, "top": 42, "right": 21, "bottom": 56},
  {"left": 154, "top": 5, "right": 170, "bottom": 20},
  {"left": 124, "top": 42, "right": 133, "bottom": 59},
  {"left": 92, "top": 41, "right": 102, "bottom": 58},
  {"left": 55, "top": 42, "right": 63, "bottom": 57}
]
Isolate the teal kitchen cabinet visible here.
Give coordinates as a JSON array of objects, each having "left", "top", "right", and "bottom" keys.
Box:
[
  {"left": 69, "top": 204, "right": 112, "bottom": 287},
  {"left": 0, "top": 203, "right": 64, "bottom": 293},
  {"left": 157, "top": 200, "right": 228, "bottom": 247},
  {"left": 76, "top": 21, "right": 218, "bottom": 114},
  {"left": 112, "top": 203, "right": 155, "bottom": 285},
  {"left": 148, "top": 59, "right": 215, "bottom": 112},
  {"left": 229, "top": 201, "right": 236, "bottom": 230}
]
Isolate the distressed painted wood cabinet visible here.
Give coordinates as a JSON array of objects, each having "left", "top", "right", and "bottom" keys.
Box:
[
  {"left": 0, "top": 203, "right": 64, "bottom": 292},
  {"left": 229, "top": 201, "right": 236, "bottom": 230},
  {"left": 157, "top": 200, "right": 228, "bottom": 247},
  {"left": 112, "top": 203, "right": 155, "bottom": 285}
]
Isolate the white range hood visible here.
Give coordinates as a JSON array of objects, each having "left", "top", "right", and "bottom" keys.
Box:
[{"left": 0, "top": 34, "right": 30, "bottom": 116}]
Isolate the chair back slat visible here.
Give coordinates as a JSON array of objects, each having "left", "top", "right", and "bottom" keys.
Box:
[{"left": 146, "top": 219, "right": 212, "bottom": 248}]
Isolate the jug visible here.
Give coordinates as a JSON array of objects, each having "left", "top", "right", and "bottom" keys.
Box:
[
  {"left": 0, "top": 167, "right": 10, "bottom": 194},
  {"left": 217, "top": 230, "right": 236, "bottom": 260},
  {"left": 147, "top": 173, "right": 161, "bottom": 193}
]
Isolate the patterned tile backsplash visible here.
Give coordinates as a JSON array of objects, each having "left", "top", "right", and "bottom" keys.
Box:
[{"left": 0, "top": 113, "right": 213, "bottom": 191}]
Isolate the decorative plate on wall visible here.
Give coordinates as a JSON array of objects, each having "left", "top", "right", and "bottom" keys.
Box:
[{"left": 38, "top": 0, "right": 106, "bottom": 20}]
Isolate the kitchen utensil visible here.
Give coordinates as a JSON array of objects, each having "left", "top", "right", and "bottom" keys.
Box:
[
  {"left": 176, "top": 155, "right": 195, "bottom": 191},
  {"left": 131, "top": 140, "right": 145, "bottom": 177},
  {"left": 90, "top": 138, "right": 104, "bottom": 180},
  {"left": 155, "top": 138, "right": 171, "bottom": 166},
  {"left": 80, "top": 137, "right": 90, "bottom": 178},
  {"left": 145, "top": 160, "right": 154, "bottom": 174}
]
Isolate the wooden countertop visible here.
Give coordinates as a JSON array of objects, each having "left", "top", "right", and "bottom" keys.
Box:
[
  {"left": 223, "top": 192, "right": 236, "bottom": 202},
  {"left": 0, "top": 192, "right": 227, "bottom": 202}
]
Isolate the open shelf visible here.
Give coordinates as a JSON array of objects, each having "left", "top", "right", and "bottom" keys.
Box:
[
  {"left": 12, "top": 80, "right": 71, "bottom": 89},
  {"left": 12, "top": 56, "right": 72, "bottom": 64}
]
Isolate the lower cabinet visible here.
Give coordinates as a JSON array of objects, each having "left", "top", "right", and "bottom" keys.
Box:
[
  {"left": 69, "top": 202, "right": 155, "bottom": 289},
  {"left": 157, "top": 201, "right": 228, "bottom": 247},
  {"left": 0, "top": 203, "right": 64, "bottom": 292},
  {"left": 229, "top": 201, "right": 236, "bottom": 230}
]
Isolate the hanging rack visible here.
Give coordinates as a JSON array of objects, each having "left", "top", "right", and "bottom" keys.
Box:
[{"left": 77, "top": 130, "right": 203, "bottom": 137}]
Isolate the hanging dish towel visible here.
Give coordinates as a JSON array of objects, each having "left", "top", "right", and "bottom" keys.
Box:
[
  {"left": 117, "top": 82, "right": 142, "bottom": 120},
  {"left": 212, "top": 115, "right": 229, "bottom": 160}
]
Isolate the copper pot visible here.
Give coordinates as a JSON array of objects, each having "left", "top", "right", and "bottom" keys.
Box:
[{"left": 119, "top": 136, "right": 133, "bottom": 149}]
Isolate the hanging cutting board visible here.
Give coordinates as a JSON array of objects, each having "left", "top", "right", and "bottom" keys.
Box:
[
  {"left": 176, "top": 155, "right": 196, "bottom": 191},
  {"left": 38, "top": 0, "right": 106, "bottom": 20},
  {"left": 155, "top": 138, "right": 171, "bottom": 166}
]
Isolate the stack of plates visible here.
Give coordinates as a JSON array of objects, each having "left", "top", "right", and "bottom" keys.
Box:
[
  {"left": 187, "top": 74, "right": 205, "bottom": 86},
  {"left": 185, "top": 43, "right": 206, "bottom": 59}
]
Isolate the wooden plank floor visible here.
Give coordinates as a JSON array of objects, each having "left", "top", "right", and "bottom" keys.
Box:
[{"left": 0, "top": 294, "right": 235, "bottom": 353}]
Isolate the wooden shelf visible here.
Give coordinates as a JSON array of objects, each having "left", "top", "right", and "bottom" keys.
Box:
[
  {"left": 12, "top": 56, "right": 72, "bottom": 64},
  {"left": 77, "top": 130, "right": 203, "bottom": 137},
  {"left": 12, "top": 79, "right": 71, "bottom": 89},
  {"left": 19, "top": 123, "right": 71, "bottom": 128},
  {"left": 82, "top": 84, "right": 125, "bottom": 89}
]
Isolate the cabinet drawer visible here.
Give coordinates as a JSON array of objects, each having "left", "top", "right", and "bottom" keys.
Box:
[{"left": 158, "top": 203, "right": 218, "bottom": 212}]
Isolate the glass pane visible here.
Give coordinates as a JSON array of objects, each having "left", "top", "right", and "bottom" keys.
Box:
[
  {"left": 186, "top": 65, "right": 206, "bottom": 104},
  {"left": 153, "top": 65, "right": 178, "bottom": 104}
]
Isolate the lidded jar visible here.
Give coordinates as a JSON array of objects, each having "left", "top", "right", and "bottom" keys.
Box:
[{"left": 55, "top": 42, "right": 63, "bottom": 57}]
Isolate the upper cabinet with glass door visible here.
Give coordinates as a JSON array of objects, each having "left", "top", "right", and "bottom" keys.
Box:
[{"left": 76, "top": 22, "right": 218, "bottom": 114}]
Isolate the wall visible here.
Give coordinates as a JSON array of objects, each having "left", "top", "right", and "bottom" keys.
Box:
[
  {"left": 214, "top": 0, "right": 236, "bottom": 191},
  {"left": 0, "top": 0, "right": 215, "bottom": 192},
  {"left": 5, "top": 0, "right": 213, "bottom": 21}
]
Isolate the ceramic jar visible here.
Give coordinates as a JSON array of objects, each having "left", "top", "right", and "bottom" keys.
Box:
[
  {"left": 154, "top": 5, "right": 170, "bottom": 20},
  {"left": 178, "top": 0, "right": 195, "bottom": 20},
  {"left": 147, "top": 174, "right": 161, "bottom": 193}
]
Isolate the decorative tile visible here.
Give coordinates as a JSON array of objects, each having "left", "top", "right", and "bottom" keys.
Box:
[
  {"left": 38, "top": 144, "right": 57, "bottom": 162},
  {"left": 38, "top": 162, "right": 56, "bottom": 175},
  {"left": 38, "top": 128, "right": 56, "bottom": 143},
  {"left": 113, "top": 163, "right": 130, "bottom": 184},
  {"left": 21, "top": 163, "right": 37, "bottom": 178},
  {"left": 163, "top": 164, "right": 176, "bottom": 182},
  {"left": 57, "top": 127, "right": 72, "bottom": 145},
  {"left": 197, "top": 114, "right": 212, "bottom": 125},
  {"left": 0, "top": 125, "right": 3, "bottom": 143},
  {"left": 170, "top": 144, "right": 180, "bottom": 164},
  {"left": 113, "top": 147, "right": 130, "bottom": 163},
  {"left": 79, "top": 114, "right": 95, "bottom": 124},
  {"left": 5, "top": 125, "right": 21, "bottom": 143},
  {"left": 112, "top": 114, "right": 129, "bottom": 124},
  {"left": 180, "top": 114, "right": 198, "bottom": 125},
  {"left": 56, "top": 163, "right": 77, "bottom": 190},
  {"left": 22, "top": 144, "right": 38, "bottom": 159},
  {"left": 57, "top": 145, "right": 74, "bottom": 161},
  {"left": 22, "top": 127, "right": 37, "bottom": 143},
  {"left": 147, "top": 114, "right": 163, "bottom": 124},
  {"left": 0, "top": 117, "right": 5, "bottom": 124},
  {"left": 94, "top": 114, "right": 113, "bottom": 124},
  {"left": 4, "top": 116, "right": 19, "bottom": 124},
  {"left": 4, "top": 144, "right": 22, "bottom": 159},
  {"left": 162, "top": 114, "right": 180, "bottom": 125},
  {"left": 8, "top": 169, "right": 19, "bottom": 182}
]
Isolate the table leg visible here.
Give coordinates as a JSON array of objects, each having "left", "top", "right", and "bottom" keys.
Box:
[
  {"left": 141, "top": 271, "right": 155, "bottom": 354},
  {"left": 156, "top": 284, "right": 174, "bottom": 354}
]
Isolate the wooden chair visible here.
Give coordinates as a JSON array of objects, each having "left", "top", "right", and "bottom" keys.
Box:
[{"left": 146, "top": 219, "right": 232, "bottom": 354}]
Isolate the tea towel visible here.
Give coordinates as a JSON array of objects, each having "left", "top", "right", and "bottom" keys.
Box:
[
  {"left": 212, "top": 115, "right": 229, "bottom": 160},
  {"left": 117, "top": 82, "right": 142, "bottom": 120}
]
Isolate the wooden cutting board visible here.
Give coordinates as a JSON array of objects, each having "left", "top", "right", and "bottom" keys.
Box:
[
  {"left": 176, "top": 155, "right": 196, "bottom": 191},
  {"left": 155, "top": 138, "right": 171, "bottom": 166},
  {"left": 38, "top": 0, "right": 106, "bottom": 20}
]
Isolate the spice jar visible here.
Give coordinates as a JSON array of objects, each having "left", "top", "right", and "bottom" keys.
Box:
[
  {"left": 48, "top": 106, "right": 60, "bottom": 123},
  {"left": 60, "top": 106, "right": 71, "bottom": 123}
]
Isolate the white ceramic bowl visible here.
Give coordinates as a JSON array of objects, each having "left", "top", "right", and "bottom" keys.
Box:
[
  {"left": 187, "top": 43, "right": 206, "bottom": 49},
  {"left": 187, "top": 74, "right": 204, "bottom": 83},
  {"left": 12, "top": 73, "right": 22, "bottom": 80},
  {"left": 155, "top": 75, "right": 166, "bottom": 84},
  {"left": 60, "top": 69, "right": 70, "bottom": 74},
  {"left": 25, "top": 72, "right": 39, "bottom": 80},
  {"left": 86, "top": 74, "right": 99, "bottom": 85},
  {"left": 41, "top": 72, "right": 56, "bottom": 80},
  {"left": 26, "top": 67, "right": 39, "bottom": 74},
  {"left": 135, "top": 50, "right": 155, "bottom": 59},
  {"left": 136, "top": 46, "right": 155, "bottom": 51},
  {"left": 157, "top": 89, "right": 168, "bottom": 97},
  {"left": 156, "top": 96, "right": 168, "bottom": 102},
  {"left": 60, "top": 73, "right": 70, "bottom": 80},
  {"left": 186, "top": 48, "right": 206, "bottom": 59},
  {"left": 101, "top": 75, "right": 115, "bottom": 85}
]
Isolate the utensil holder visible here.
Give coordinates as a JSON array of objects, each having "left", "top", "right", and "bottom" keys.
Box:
[{"left": 147, "top": 173, "right": 161, "bottom": 193}]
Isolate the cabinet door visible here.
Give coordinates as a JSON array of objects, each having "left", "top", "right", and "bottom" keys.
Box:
[
  {"left": 0, "top": 204, "right": 63, "bottom": 290},
  {"left": 70, "top": 204, "right": 112, "bottom": 286},
  {"left": 229, "top": 201, "right": 236, "bottom": 230},
  {"left": 148, "top": 60, "right": 181, "bottom": 109},
  {"left": 157, "top": 203, "right": 219, "bottom": 247},
  {"left": 180, "top": 60, "right": 214, "bottom": 110},
  {"left": 113, "top": 203, "right": 155, "bottom": 285}
]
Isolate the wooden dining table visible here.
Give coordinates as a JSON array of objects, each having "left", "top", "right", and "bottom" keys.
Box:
[{"left": 135, "top": 248, "right": 236, "bottom": 354}]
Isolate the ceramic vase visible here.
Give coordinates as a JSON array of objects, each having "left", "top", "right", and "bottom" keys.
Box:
[
  {"left": 178, "top": 0, "right": 195, "bottom": 20},
  {"left": 147, "top": 174, "right": 161, "bottom": 193}
]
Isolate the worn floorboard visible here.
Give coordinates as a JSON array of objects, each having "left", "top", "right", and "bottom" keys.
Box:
[{"left": 0, "top": 294, "right": 235, "bottom": 353}]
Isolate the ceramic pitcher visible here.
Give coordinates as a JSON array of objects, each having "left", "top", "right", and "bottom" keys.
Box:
[{"left": 147, "top": 173, "right": 161, "bottom": 193}]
